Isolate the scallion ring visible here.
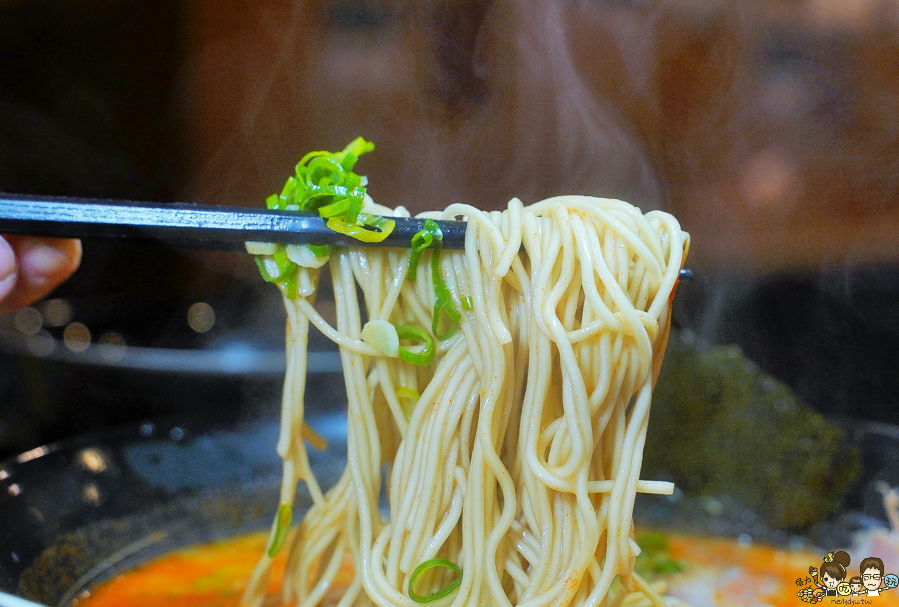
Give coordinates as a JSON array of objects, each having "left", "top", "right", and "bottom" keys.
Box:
[
  {"left": 397, "top": 324, "right": 435, "bottom": 366},
  {"left": 429, "top": 245, "right": 460, "bottom": 339},
  {"left": 407, "top": 219, "right": 443, "bottom": 281},
  {"left": 396, "top": 386, "right": 421, "bottom": 402},
  {"left": 432, "top": 284, "right": 461, "bottom": 340},
  {"left": 267, "top": 503, "right": 293, "bottom": 557},
  {"left": 408, "top": 558, "right": 462, "bottom": 603},
  {"left": 307, "top": 244, "right": 334, "bottom": 258},
  {"left": 279, "top": 270, "right": 299, "bottom": 299},
  {"left": 256, "top": 249, "right": 296, "bottom": 283},
  {"left": 325, "top": 214, "right": 396, "bottom": 243}
]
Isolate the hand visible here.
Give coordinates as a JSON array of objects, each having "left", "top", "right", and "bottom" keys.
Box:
[
  {"left": 0, "top": 235, "right": 81, "bottom": 313},
  {"left": 885, "top": 487, "right": 899, "bottom": 513}
]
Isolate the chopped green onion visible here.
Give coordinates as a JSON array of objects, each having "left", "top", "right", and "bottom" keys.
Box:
[
  {"left": 361, "top": 319, "right": 400, "bottom": 356},
  {"left": 634, "top": 531, "right": 688, "bottom": 578},
  {"left": 305, "top": 184, "right": 354, "bottom": 202},
  {"left": 397, "top": 324, "right": 435, "bottom": 366},
  {"left": 254, "top": 138, "right": 392, "bottom": 288},
  {"left": 406, "top": 219, "right": 463, "bottom": 337},
  {"left": 461, "top": 296, "right": 473, "bottom": 311},
  {"left": 308, "top": 244, "right": 334, "bottom": 258},
  {"left": 407, "top": 219, "right": 443, "bottom": 281},
  {"left": 267, "top": 503, "right": 293, "bottom": 557},
  {"left": 245, "top": 241, "right": 279, "bottom": 255},
  {"left": 254, "top": 248, "right": 302, "bottom": 298},
  {"left": 362, "top": 213, "right": 396, "bottom": 234},
  {"left": 396, "top": 386, "right": 420, "bottom": 402},
  {"left": 432, "top": 284, "right": 461, "bottom": 340},
  {"left": 266, "top": 193, "right": 282, "bottom": 210},
  {"left": 262, "top": 136, "right": 383, "bottom": 235},
  {"left": 339, "top": 153, "right": 359, "bottom": 172},
  {"left": 326, "top": 213, "right": 395, "bottom": 243},
  {"left": 396, "top": 386, "right": 420, "bottom": 419},
  {"left": 279, "top": 269, "right": 299, "bottom": 299},
  {"left": 317, "top": 188, "right": 364, "bottom": 224},
  {"left": 341, "top": 136, "right": 375, "bottom": 161},
  {"left": 286, "top": 244, "right": 329, "bottom": 269},
  {"left": 430, "top": 250, "right": 460, "bottom": 340},
  {"left": 256, "top": 249, "right": 296, "bottom": 283},
  {"left": 408, "top": 558, "right": 462, "bottom": 603},
  {"left": 305, "top": 156, "right": 345, "bottom": 186}
]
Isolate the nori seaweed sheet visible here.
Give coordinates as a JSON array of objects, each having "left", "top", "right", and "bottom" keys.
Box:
[{"left": 644, "top": 331, "right": 860, "bottom": 529}]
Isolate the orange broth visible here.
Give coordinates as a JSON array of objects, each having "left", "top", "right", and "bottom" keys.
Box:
[
  {"left": 73, "top": 531, "right": 349, "bottom": 607},
  {"left": 73, "top": 531, "right": 899, "bottom": 607},
  {"left": 665, "top": 536, "right": 899, "bottom": 607}
]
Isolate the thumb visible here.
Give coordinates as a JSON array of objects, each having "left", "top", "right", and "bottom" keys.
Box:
[{"left": 0, "top": 236, "right": 81, "bottom": 313}]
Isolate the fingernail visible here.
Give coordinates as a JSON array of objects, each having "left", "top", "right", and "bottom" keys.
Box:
[
  {"left": 0, "top": 273, "right": 15, "bottom": 301},
  {"left": 20, "top": 242, "right": 74, "bottom": 285},
  {"left": 0, "top": 238, "right": 15, "bottom": 282}
]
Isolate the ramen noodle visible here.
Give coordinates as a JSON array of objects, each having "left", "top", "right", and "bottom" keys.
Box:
[{"left": 242, "top": 183, "right": 688, "bottom": 607}]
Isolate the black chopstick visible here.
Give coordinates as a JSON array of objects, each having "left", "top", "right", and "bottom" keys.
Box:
[
  {"left": 0, "top": 193, "right": 693, "bottom": 280},
  {"left": 0, "top": 193, "right": 468, "bottom": 251}
]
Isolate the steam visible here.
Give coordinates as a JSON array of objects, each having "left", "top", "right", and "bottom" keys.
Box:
[
  {"left": 184, "top": 0, "right": 682, "bottom": 214},
  {"left": 465, "top": 0, "right": 663, "bottom": 208}
]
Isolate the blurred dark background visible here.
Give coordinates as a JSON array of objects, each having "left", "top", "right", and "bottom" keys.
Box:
[{"left": 0, "top": 0, "right": 898, "bottom": 462}]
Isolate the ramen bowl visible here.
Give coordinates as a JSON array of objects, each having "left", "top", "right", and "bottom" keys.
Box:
[
  {"left": 0, "top": 403, "right": 349, "bottom": 605},
  {"left": 2, "top": 392, "right": 897, "bottom": 607}
]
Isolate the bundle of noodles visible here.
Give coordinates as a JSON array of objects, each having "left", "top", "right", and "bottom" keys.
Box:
[{"left": 244, "top": 186, "right": 688, "bottom": 607}]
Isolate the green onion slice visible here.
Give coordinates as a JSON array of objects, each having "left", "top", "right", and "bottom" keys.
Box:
[
  {"left": 396, "top": 386, "right": 421, "bottom": 419},
  {"left": 430, "top": 249, "right": 460, "bottom": 340},
  {"left": 254, "top": 138, "right": 392, "bottom": 289},
  {"left": 308, "top": 244, "right": 334, "bottom": 258},
  {"left": 317, "top": 188, "right": 365, "bottom": 224},
  {"left": 279, "top": 269, "right": 299, "bottom": 299},
  {"left": 396, "top": 386, "right": 421, "bottom": 402},
  {"left": 432, "top": 284, "right": 461, "bottom": 340},
  {"left": 266, "top": 193, "right": 282, "bottom": 210},
  {"left": 245, "top": 241, "right": 278, "bottom": 255},
  {"left": 341, "top": 136, "right": 376, "bottom": 160},
  {"left": 407, "top": 219, "right": 443, "bottom": 281},
  {"left": 326, "top": 214, "right": 395, "bottom": 243},
  {"left": 461, "top": 295, "right": 473, "bottom": 311},
  {"left": 260, "top": 136, "right": 379, "bottom": 230},
  {"left": 397, "top": 324, "right": 435, "bottom": 366},
  {"left": 267, "top": 503, "right": 293, "bottom": 557},
  {"left": 256, "top": 250, "right": 296, "bottom": 283},
  {"left": 408, "top": 558, "right": 463, "bottom": 603}
]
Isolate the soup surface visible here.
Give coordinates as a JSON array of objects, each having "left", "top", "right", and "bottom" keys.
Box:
[{"left": 73, "top": 531, "right": 898, "bottom": 607}]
